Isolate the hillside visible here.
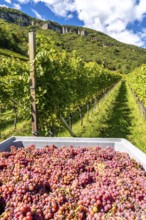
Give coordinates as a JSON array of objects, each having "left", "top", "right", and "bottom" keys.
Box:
[
  {"left": 0, "top": 6, "right": 43, "bottom": 26},
  {"left": 1, "top": 6, "right": 146, "bottom": 72}
]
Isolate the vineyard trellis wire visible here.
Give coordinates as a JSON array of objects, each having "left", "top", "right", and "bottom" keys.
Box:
[
  {"left": 126, "top": 64, "right": 146, "bottom": 120},
  {"left": 0, "top": 33, "right": 121, "bottom": 139}
]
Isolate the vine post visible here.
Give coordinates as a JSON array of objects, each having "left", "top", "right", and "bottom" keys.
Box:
[
  {"left": 79, "top": 105, "right": 83, "bottom": 126},
  {"left": 0, "top": 106, "right": 2, "bottom": 138},
  {"left": 29, "top": 32, "right": 38, "bottom": 136},
  {"left": 87, "top": 103, "right": 90, "bottom": 120},
  {"left": 13, "top": 105, "right": 17, "bottom": 129},
  {"left": 69, "top": 113, "right": 73, "bottom": 129}
]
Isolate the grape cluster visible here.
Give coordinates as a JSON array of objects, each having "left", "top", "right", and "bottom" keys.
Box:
[{"left": 0, "top": 145, "right": 145, "bottom": 220}]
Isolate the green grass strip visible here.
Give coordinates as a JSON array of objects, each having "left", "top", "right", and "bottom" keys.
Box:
[
  {"left": 58, "top": 82, "right": 121, "bottom": 138},
  {"left": 0, "top": 48, "right": 28, "bottom": 61},
  {"left": 0, "top": 120, "right": 31, "bottom": 142},
  {"left": 125, "top": 82, "right": 146, "bottom": 153},
  {"left": 59, "top": 81, "right": 146, "bottom": 153}
]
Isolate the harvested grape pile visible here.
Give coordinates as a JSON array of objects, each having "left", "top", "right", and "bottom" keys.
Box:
[{"left": 0, "top": 145, "right": 145, "bottom": 220}]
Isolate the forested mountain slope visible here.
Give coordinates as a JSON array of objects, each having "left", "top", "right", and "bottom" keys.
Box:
[{"left": 0, "top": 6, "right": 146, "bottom": 72}]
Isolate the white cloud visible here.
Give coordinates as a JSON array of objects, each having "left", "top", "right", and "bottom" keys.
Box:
[
  {"left": 16, "top": 0, "right": 30, "bottom": 4},
  {"left": 31, "top": 9, "right": 45, "bottom": 20},
  {"left": 4, "top": 0, "right": 12, "bottom": 3},
  {"left": 0, "top": 4, "right": 8, "bottom": 7},
  {"left": 14, "top": 0, "right": 146, "bottom": 47},
  {"left": 66, "top": 14, "right": 73, "bottom": 20},
  {"left": 140, "top": 29, "right": 146, "bottom": 38},
  {"left": 110, "top": 30, "right": 143, "bottom": 46},
  {"left": 13, "top": 3, "right": 21, "bottom": 10},
  {"left": 135, "top": 0, "right": 146, "bottom": 21}
]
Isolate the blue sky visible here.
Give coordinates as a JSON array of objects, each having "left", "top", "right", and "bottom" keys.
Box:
[{"left": 1, "top": 0, "right": 146, "bottom": 48}]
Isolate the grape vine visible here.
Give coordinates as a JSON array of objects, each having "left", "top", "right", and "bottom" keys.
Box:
[
  {"left": 0, "top": 34, "right": 121, "bottom": 135},
  {"left": 0, "top": 56, "right": 29, "bottom": 115},
  {"left": 35, "top": 35, "right": 121, "bottom": 135},
  {"left": 126, "top": 64, "right": 146, "bottom": 106}
]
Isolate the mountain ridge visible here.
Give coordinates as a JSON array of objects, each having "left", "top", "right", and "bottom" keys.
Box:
[{"left": 0, "top": 6, "right": 146, "bottom": 73}]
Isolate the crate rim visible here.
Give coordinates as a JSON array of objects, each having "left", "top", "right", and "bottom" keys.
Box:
[{"left": 0, "top": 136, "right": 146, "bottom": 170}]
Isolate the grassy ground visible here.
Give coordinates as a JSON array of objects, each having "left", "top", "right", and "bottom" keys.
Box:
[
  {"left": 125, "top": 83, "right": 146, "bottom": 153},
  {"left": 59, "top": 81, "right": 146, "bottom": 153},
  {"left": 58, "top": 82, "right": 121, "bottom": 137},
  {"left": 0, "top": 48, "right": 28, "bottom": 60},
  {"left": 98, "top": 81, "right": 146, "bottom": 153},
  {"left": 98, "top": 81, "right": 132, "bottom": 138},
  {"left": 0, "top": 119, "right": 31, "bottom": 142}
]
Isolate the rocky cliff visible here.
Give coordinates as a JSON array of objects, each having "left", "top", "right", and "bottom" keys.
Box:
[
  {"left": 0, "top": 7, "right": 88, "bottom": 36},
  {"left": 0, "top": 7, "right": 33, "bottom": 26}
]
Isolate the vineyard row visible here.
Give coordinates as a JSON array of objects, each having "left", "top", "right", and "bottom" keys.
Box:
[{"left": 0, "top": 34, "right": 121, "bottom": 136}]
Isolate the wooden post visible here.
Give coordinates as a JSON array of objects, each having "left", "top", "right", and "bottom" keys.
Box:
[
  {"left": 94, "top": 98, "right": 97, "bottom": 112},
  {"left": 79, "top": 105, "right": 83, "bottom": 126},
  {"left": 0, "top": 106, "right": 2, "bottom": 138},
  {"left": 144, "top": 107, "right": 146, "bottom": 120},
  {"left": 49, "top": 127, "right": 54, "bottom": 137},
  {"left": 69, "top": 113, "right": 73, "bottom": 129},
  {"left": 13, "top": 105, "right": 17, "bottom": 129},
  {"left": 60, "top": 116, "right": 76, "bottom": 137},
  {"left": 87, "top": 103, "right": 89, "bottom": 119},
  {"left": 29, "top": 32, "right": 38, "bottom": 136}
]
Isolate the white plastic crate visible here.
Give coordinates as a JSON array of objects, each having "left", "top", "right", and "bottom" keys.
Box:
[{"left": 0, "top": 136, "right": 146, "bottom": 170}]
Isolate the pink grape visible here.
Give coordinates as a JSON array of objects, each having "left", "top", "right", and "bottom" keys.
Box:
[{"left": 0, "top": 145, "right": 145, "bottom": 219}]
